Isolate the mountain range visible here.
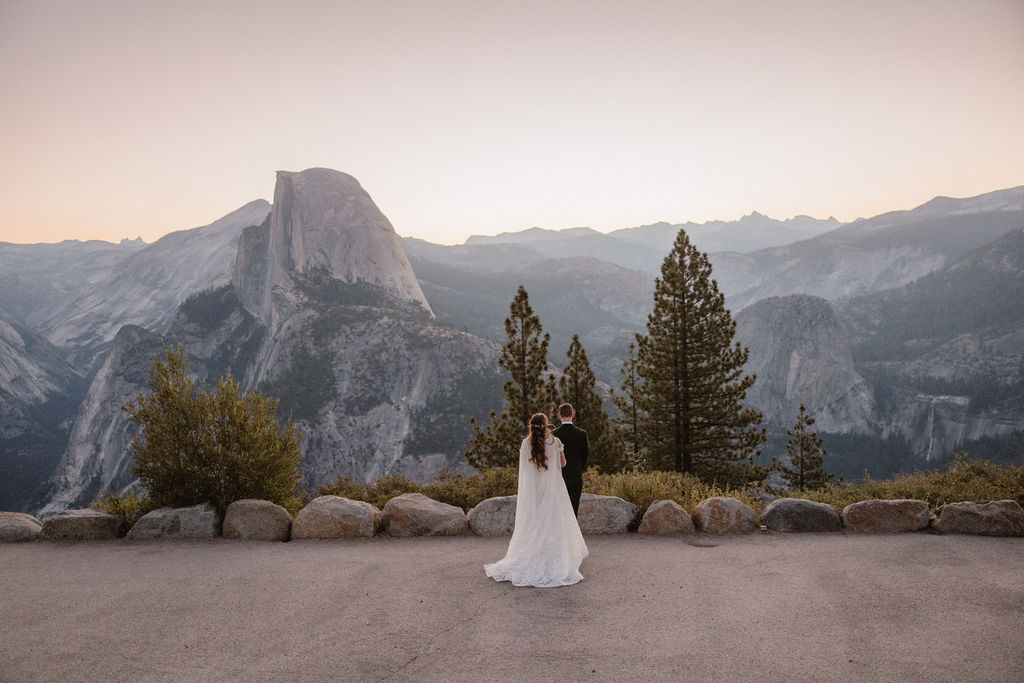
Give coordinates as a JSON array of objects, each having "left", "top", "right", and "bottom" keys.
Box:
[{"left": 1, "top": 171, "right": 1022, "bottom": 513}]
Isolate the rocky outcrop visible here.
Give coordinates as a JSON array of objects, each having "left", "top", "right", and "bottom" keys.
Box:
[
  {"left": 933, "top": 500, "right": 1024, "bottom": 537},
  {"left": 126, "top": 503, "right": 222, "bottom": 541},
  {"left": 223, "top": 499, "right": 293, "bottom": 541},
  {"left": 692, "top": 497, "right": 757, "bottom": 534},
  {"left": 40, "top": 509, "right": 126, "bottom": 540},
  {"left": 467, "top": 495, "right": 517, "bottom": 536},
  {"left": 578, "top": 494, "right": 638, "bottom": 534},
  {"left": 234, "top": 168, "right": 431, "bottom": 327},
  {"left": 382, "top": 493, "right": 469, "bottom": 537},
  {"left": 637, "top": 500, "right": 694, "bottom": 535},
  {"left": 760, "top": 498, "right": 842, "bottom": 532},
  {"left": 736, "top": 295, "right": 875, "bottom": 434},
  {"left": 0, "top": 512, "right": 43, "bottom": 542},
  {"left": 290, "top": 496, "right": 380, "bottom": 539},
  {"left": 842, "top": 499, "right": 930, "bottom": 533}
]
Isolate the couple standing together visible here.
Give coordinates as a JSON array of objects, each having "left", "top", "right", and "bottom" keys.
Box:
[{"left": 484, "top": 403, "right": 590, "bottom": 587}]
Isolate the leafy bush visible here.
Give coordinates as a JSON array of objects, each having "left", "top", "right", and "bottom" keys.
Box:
[
  {"left": 584, "top": 468, "right": 763, "bottom": 517},
  {"left": 124, "top": 344, "right": 303, "bottom": 515},
  {"left": 787, "top": 455, "right": 1023, "bottom": 510},
  {"left": 90, "top": 489, "right": 156, "bottom": 526},
  {"left": 317, "top": 468, "right": 518, "bottom": 511}
]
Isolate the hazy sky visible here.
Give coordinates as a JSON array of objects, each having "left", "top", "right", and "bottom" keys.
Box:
[{"left": 2, "top": 0, "right": 1022, "bottom": 245}]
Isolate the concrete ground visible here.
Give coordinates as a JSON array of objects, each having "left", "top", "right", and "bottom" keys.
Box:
[{"left": 1, "top": 533, "right": 1022, "bottom": 682}]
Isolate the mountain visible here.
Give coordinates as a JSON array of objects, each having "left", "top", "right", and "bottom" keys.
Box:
[
  {"left": 38, "top": 199, "right": 271, "bottom": 371},
  {"left": 0, "top": 238, "right": 147, "bottom": 329},
  {"left": 0, "top": 308, "right": 85, "bottom": 511},
  {"left": 41, "top": 169, "right": 504, "bottom": 511},
  {"left": 713, "top": 186, "right": 1024, "bottom": 311}
]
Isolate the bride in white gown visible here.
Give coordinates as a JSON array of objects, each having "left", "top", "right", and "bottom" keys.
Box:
[{"left": 484, "top": 413, "right": 589, "bottom": 587}]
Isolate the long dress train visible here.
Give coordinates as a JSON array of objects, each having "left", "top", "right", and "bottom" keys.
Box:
[{"left": 484, "top": 436, "right": 588, "bottom": 587}]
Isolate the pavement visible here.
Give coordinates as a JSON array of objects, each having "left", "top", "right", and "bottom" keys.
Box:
[{"left": 1, "top": 533, "right": 1022, "bottom": 682}]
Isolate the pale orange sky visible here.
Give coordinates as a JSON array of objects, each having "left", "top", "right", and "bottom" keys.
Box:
[{"left": 1, "top": 0, "right": 1022, "bottom": 245}]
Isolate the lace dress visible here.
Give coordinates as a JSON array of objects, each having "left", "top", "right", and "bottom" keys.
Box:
[{"left": 484, "top": 436, "right": 588, "bottom": 587}]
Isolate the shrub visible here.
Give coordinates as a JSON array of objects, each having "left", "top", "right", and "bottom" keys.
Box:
[
  {"left": 584, "top": 468, "right": 763, "bottom": 517},
  {"left": 90, "top": 489, "right": 156, "bottom": 527},
  {"left": 788, "top": 455, "right": 1024, "bottom": 511},
  {"left": 124, "top": 344, "right": 303, "bottom": 515}
]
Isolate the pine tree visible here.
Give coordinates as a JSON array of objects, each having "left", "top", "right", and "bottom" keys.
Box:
[
  {"left": 772, "top": 404, "right": 833, "bottom": 491},
  {"left": 632, "top": 229, "right": 765, "bottom": 485},
  {"left": 611, "top": 340, "right": 643, "bottom": 468},
  {"left": 465, "top": 286, "right": 556, "bottom": 468},
  {"left": 557, "top": 334, "right": 623, "bottom": 472}
]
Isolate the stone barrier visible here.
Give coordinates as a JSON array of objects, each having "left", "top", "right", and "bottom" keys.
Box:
[
  {"left": 578, "top": 493, "right": 639, "bottom": 534},
  {"left": 761, "top": 498, "right": 842, "bottom": 533},
  {"left": 467, "top": 495, "right": 517, "bottom": 536},
  {"left": 842, "top": 499, "right": 930, "bottom": 533},
  {"left": 382, "top": 493, "right": 469, "bottom": 537},
  {"left": 41, "top": 509, "right": 127, "bottom": 540},
  {"left": 291, "top": 496, "right": 380, "bottom": 539},
  {"left": 933, "top": 500, "right": 1024, "bottom": 537},
  {"left": 223, "top": 499, "right": 293, "bottom": 541},
  {"left": 637, "top": 500, "right": 695, "bottom": 535},
  {"left": 127, "top": 503, "right": 222, "bottom": 541},
  {"left": 0, "top": 512, "right": 43, "bottom": 542},
  {"left": 692, "top": 497, "right": 757, "bottom": 534}
]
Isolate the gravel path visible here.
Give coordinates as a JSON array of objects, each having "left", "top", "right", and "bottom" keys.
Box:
[{"left": 2, "top": 533, "right": 1022, "bottom": 682}]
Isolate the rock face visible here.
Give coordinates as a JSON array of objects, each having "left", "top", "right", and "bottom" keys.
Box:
[
  {"left": 578, "top": 493, "right": 638, "bottom": 534},
  {"left": 760, "top": 498, "right": 842, "bottom": 532},
  {"left": 234, "top": 168, "right": 431, "bottom": 327},
  {"left": 692, "top": 497, "right": 757, "bottom": 534},
  {"left": 290, "top": 496, "right": 380, "bottom": 539},
  {"left": 40, "top": 509, "right": 127, "bottom": 540},
  {"left": 0, "top": 512, "right": 43, "bottom": 542},
  {"left": 933, "top": 500, "right": 1024, "bottom": 537},
  {"left": 467, "top": 495, "right": 517, "bottom": 536},
  {"left": 222, "top": 499, "right": 293, "bottom": 541},
  {"left": 637, "top": 500, "right": 695, "bottom": 535},
  {"left": 736, "top": 295, "right": 875, "bottom": 434},
  {"left": 842, "top": 499, "right": 930, "bottom": 533},
  {"left": 126, "top": 503, "right": 222, "bottom": 540},
  {"left": 382, "top": 493, "right": 469, "bottom": 537}
]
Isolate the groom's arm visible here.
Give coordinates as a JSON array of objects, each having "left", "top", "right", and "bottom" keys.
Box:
[{"left": 581, "top": 431, "right": 589, "bottom": 472}]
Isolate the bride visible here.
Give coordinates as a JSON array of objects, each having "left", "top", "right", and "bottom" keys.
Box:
[{"left": 484, "top": 412, "right": 589, "bottom": 587}]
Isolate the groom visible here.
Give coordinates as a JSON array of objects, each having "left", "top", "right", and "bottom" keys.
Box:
[{"left": 553, "top": 403, "right": 589, "bottom": 517}]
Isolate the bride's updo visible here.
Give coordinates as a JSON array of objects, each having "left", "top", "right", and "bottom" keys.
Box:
[{"left": 528, "top": 413, "right": 549, "bottom": 470}]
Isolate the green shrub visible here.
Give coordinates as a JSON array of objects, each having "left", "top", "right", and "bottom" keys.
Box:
[
  {"left": 584, "top": 468, "right": 763, "bottom": 517},
  {"left": 423, "top": 467, "right": 518, "bottom": 510},
  {"left": 90, "top": 489, "right": 156, "bottom": 527},
  {"left": 788, "top": 455, "right": 1023, "bottom": 511},
  {"left": 124, "top": 344, "right": 303, "bottom": 515}
]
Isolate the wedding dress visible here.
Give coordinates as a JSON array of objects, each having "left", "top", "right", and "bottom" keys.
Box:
[{"left": 484, "top": 436, "right": 588, "bottom": 587}]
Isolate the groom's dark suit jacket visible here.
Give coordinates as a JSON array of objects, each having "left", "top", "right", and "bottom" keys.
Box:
[{"left": 553, "top": 421, "right": 588, "bottom": 516}]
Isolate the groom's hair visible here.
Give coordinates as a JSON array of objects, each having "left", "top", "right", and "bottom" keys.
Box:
[{"left": 557, "top": 403, "right": 574, "bottom": 419}]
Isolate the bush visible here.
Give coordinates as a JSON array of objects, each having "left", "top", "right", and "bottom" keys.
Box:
[
  {"left": 90, "top": 489, "right": 156, "bottom": 527},
  {"left": 787, "top": 455, "right": 1024, "bottom": 511},
  {"left": 124, "top": 344, "right": 303, "bottom": 515},
  {"left": 317, "top": 468, "right": 519, "bottom": 512},
  {"left": 584, "top": 468, "right": 763, "bottom": 518}
]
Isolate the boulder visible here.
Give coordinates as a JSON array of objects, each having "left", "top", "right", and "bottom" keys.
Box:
[
  {"left": 842, "top": 499, "right": 930, "bottom": 533},
  {"left": 223, "top": 499, "right": 293, "bottom": 541},
  {"left": 382, "top": 493, "right": 469, "bottom": 537},
  {"left": 291, "top": 496, "right": 380, "bottom": 539},
  {"left": 41, "top": 509, "right": 127, "bottom": 540},
  {"left": 467, "top": 495, "right": 517, "bottom": 537},
  {"left": 637, "top": 500, "right": 695, "bottom": 535},
  {"left": 933, "top": 500, "right": 1024, "bottom": 537},
  {"left": 761, "top": 498, "right": 842, "bottom": 532},
  {"left": 578, "top": 493, "right": 639, "bottom": 534},
  {"left": 692, "top": 497, "right": 757, "bottom": 534},
  {"left": 0, "top": 512, "right": 43, "bottom": 542},
  {"left": 126, "top": 503, "right": 222, "bottom": 541}
]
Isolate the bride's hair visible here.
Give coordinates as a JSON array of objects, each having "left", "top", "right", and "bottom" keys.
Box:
[{"left": 528, "top": 413, "right": 549, "bottom": 470}]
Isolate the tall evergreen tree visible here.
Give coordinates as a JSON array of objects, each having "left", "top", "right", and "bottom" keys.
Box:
[
  {"left": 772, "top": 404, "right": 833, "bottom": 491},
  {"left": 557, "top": 334, "right": 623, "bottom": 472},
  {"left": 465, "top": 286, "right": 556, "bottom": 468},
  {"left": 611, "top": 340, "right": 643, "bottom": 468},
  {"left": 632, "top": 229, "right": 765, "bottom": 485}
]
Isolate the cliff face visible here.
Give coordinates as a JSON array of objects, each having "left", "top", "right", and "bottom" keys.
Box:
[
  {"left": 234, "top": 169, "right": 431, "bottom": 328},
  {"left": 735, "top": 295, "right": 876, "bottom": 434}
]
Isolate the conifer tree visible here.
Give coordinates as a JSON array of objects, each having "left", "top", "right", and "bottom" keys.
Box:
[
  {"left": 465, "top": 286, "right": 556, "bottom": 468},
  {"left": 611, "top": 340, "right": 643, "bottom": 468},
  {"left": 772, "top": 404, "right": 833, "bottom": 491},
  {"left": 557, "top": 334, "right": 623, "bottom": 472},
  {"left": 632, "top": 229, "right": 765, "bottom": 485}
]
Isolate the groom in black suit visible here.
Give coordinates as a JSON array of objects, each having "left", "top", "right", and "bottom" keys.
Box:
[{"left": 553, "top": 403, "right": 589, "bottom": 517}]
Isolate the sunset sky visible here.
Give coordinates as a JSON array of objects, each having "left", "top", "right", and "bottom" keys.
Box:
[{"left": 1, "top": 0, "right": 1022, "bottom": 245}]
